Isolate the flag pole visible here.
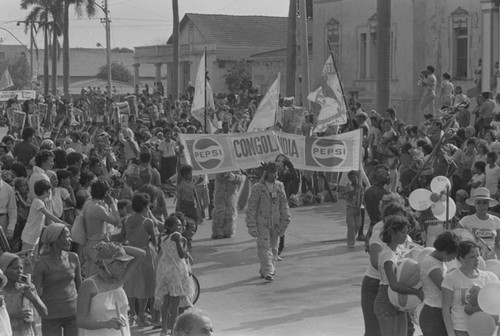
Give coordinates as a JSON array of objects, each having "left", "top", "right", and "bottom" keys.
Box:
[{"left": 204, "top": 49, "right": 207, "bottom": 134}]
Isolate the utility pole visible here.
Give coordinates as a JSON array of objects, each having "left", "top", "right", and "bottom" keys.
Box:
[
  {"left": 299, "top": 0, "right": 310, "bottom": 110},
  {"left": 30, "top": 21, "right": 33, "bottom": 89},
  {"left": 100, "top": 0, "right": 112, "bottom": 97}
]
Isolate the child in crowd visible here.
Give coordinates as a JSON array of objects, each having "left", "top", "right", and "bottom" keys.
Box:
[
  {"left": 343, "top": 170, "right": 364, "bottom": 248},
  {"left": 11, "top": 178, "right": 29, "bottom": 252},
  {"left": 176, "top": 165, "right": 198, "bottom": 223},
  {"left": 469, "top": 161, "right": 486, "bottom": 196},
  {"left": 21, "top": 180, "right": 68, "bottom": 251},
  {"left": 56, "top": 170, "right": 76, "bottom": 221},
  {"left": 155, "top": 215, "right": 194, "bottom": 336}
]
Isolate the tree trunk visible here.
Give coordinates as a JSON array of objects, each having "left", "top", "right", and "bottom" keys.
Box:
[
  {"left": 43, "top": 20, "right": 49, "bottom": 96},
  {"left": 285, "top": 0, "right": 297, "bottom": 97},
  {"left": 376, "top": 0, "right": 391, "bottom": 114},
  {"left": 51, "top": 27, "right": 57, "bottom": 95},
  {"left": 172, "top": 0, "right": 179, "bottom": 100},
  {"left": 63, "top": 0, "right": 69, "bottom": 98}
]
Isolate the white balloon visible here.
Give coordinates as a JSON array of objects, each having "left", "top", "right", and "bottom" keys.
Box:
[
  {"left": 409, "top": 189, "right": 433, "bottom": 211},
  {"left": 478, "top": 282, "right": 500, "bottom": 315},
  {"left": 433, "top": 198, "right": 456, "bottom": 221},
  {"left": 430, "top": 176, "right": 452, "bottom": 194},
  {"left": 431, "top": 202, "right": 445, "bottom": 216}
]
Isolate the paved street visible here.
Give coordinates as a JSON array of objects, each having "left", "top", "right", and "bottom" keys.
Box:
[{"left": 132, "top": 200, "right": 370, "bottom": 336}]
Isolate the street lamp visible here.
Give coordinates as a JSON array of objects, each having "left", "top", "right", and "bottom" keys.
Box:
[{"left": 92, "top": 0, "right": 112, "bottom": 97}]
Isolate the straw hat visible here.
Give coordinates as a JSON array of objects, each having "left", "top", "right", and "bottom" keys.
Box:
[{"left": 466, "top": 187, "right": 499, "bottom": 207}]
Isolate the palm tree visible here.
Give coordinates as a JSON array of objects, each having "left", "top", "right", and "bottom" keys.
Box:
[
  {"left": 172, "top": 0, "right": 179, "bottom": 100},
  {"left": 376, "top": 0, "right": 391, "bottom": 114},
  {"left": 21, "top": 0, "right": 53, "bottom": 95},
  {"left": 285, "top": 0, "right": 296, "bottom": 97},
  {"left": 63, "top": 0, "right": 96, "bottom": 97},
  {"left": 49, "top": 4, "right": 63, "bottom": 95}
]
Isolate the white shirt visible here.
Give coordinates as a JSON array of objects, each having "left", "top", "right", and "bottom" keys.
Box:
[
  {"left": 52, "top": 187, "right": 70, "bottom": 219},
  {"left": 0, "top": 179, "right": 17, "bottom": 234},
  {"left": 22, "top": 198, "right": 46, "bottom": 246},
  {"left": 158, "top": 140, "right": 176, "bottom": 158},
  {"left": 378, "top": 245, "right": 398, "bottom": 285},
  {"left": 442, "top": 269, "right": 498, "bottom": 331},
  {"left": 420, "top": 255, "right": 446, "bottom": 308},
  {"left": 460, "top": 214, "right": 500, "bottom": 259},
  {"left": 28, "top": 166, "right": 50, "bottom": 202}
]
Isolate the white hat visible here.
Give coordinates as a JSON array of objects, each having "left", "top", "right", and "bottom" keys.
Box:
[{"left": 466, "top": 187, "right": 499, "bottom": 207}]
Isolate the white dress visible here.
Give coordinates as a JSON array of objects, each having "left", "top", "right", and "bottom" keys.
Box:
[
  {"left": 155, "top": 233, "right": 194, "bottom": 307},
  {"left": 79, "top": 279, "right": 130, "bottom": 336}
]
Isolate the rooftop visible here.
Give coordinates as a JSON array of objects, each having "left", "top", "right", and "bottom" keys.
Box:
[{"left": 167, "top": 13, "right": 288, "bottom": 50}]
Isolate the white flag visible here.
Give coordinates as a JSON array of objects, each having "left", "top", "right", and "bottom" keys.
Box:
[
  {"left": 308, "top": 55, "right": 347, "bottom": 132},
  {"left": 191, "top": 53, "right": 219, "bottom": 133},
  {"left": 247, "top": 72, "right": 281, "bottom": 132},
  {"left": 0, "top": 68, "right": 14, "bottom": 91}
]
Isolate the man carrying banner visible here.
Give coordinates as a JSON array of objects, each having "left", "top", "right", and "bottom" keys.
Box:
[{"left": 246, "top": 162, "right": 291, "bottom": 282}]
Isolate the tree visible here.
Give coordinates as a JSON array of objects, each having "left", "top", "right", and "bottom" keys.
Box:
[
  {"left": 376, "top": 0, "right": 391, "bottom": 115},
  {"left": 285, "top": 0, "right": 297, "bottom": 97},
  {"left": 21, "top": 0, "right": 53, "bottom": 95},
  {"left": 49, "top": 4, "right": 63, "bottom": 95},
  {"left": 0, "top": 56, "right": 31, "bottom": 90},
  {"left": 172, "top": 0, "right": 180, "bottom": 99},
  {"left": 224, "top": 60, "right": 251, "bottom": 93},
  {"left": 63, "top": 0, "right": 96, "bottom": 97},
  {"left": 96, "top": 62, "right": 133, "bottom": 83}
]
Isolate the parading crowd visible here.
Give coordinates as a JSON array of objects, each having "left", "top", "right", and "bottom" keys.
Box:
[{"left": 351, "top": 67, "right": 500, "bottom": 336}]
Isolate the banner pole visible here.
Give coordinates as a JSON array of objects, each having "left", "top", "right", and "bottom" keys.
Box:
[{"left": 204, "top": 49, "right": 207, "bottom": 134}]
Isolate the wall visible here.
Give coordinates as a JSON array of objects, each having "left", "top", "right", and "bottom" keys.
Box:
[
  {"left": 312, "top": 0, "right": 482, "bottom": 125},
  {"left": 250, "top": 58, "right": 286, "bottom": 96}
]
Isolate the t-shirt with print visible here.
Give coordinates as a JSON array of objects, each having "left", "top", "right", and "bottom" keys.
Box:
[
  {"left": 460, "top": 214, "right": 500, "bottom": 259},
  {"left": 22, "top": 198, "right": 46, "bottom": 245},
  {"left": 421, "top": 255, "right": 447, "bottom": 308},
  {"left": 442, "top": 269, "right": 498, "bottom": 331}
]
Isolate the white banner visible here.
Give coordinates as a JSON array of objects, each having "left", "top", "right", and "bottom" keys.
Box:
[
  {"left": 180, "top": 129, "right": 362, "bottom": 175},
  {"left": 0, "top": 90, "right": 36, "bottom": 101}
]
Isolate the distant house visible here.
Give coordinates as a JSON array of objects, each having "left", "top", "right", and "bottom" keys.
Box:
[
  {"left": 32, "top": 48, "right": 156, "bottom": 95},
  {"left": 133, "top": 13, "right": 289, "bottom": 97}
]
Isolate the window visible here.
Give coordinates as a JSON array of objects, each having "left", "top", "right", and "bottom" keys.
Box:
[
  {"left": 359, "top": 33, "right": 367, "bottom": 79},
  {"left": 451, "top": 7, "right": 469, "bottom": 79},
  {"left": 357, "top": 14, "right": 396, "bottom": 80},
  {"left": 325, "top": 18, "right": 340, "bottom": 65},
  {"left": 188, "top": 23, "right": 194, "bottom": 43}
]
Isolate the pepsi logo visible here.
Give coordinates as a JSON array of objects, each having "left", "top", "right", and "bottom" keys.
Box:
[
  {"left": 192, "top": 138, "right": 224, "bottom": 170},
  {"left": 311, "top": 138, "right": 347, "bottom": 168}
]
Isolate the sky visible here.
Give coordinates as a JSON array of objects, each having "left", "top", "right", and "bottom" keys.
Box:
[{"left": 0, "top": 0, "right": 289, "bottom": 50}]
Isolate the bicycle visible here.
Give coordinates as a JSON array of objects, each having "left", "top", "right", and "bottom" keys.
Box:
[{"left": 189, "top": 273, "right": 200, "bottom": 305}]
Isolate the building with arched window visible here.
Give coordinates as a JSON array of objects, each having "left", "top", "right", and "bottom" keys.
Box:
[{"left": 311, "top": 0, "right": 494, "bottom": 124}]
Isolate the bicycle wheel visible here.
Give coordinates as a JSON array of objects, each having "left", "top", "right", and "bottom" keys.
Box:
[{"left": 190, "top": 273, "right": 200, "bottom": 305}]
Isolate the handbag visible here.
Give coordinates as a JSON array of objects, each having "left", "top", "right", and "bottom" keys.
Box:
[{"left": 71, "top": 202, "right": 88, "bottom": 245}]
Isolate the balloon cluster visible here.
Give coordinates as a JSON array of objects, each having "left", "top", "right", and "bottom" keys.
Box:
[{"left": 408, "top": 176, "right": 456, "bottom": 221}]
